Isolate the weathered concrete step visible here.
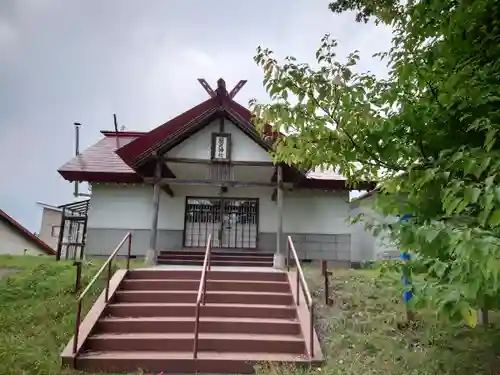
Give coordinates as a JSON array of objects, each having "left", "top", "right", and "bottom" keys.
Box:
[
  {"left": 96, "top": 316, "right": 301, "bottom": 335},
  {"left": 105, "top": 303, "right": 297, "bottom": 319},
  {"left": 156, "top": 259, "right": 273, "bottom": 267},
  {"left": 158, "top": 250, "right": 273, "bottom": 257},
  {"left": 157, "top": 253, "right": 273, "bottom": 262},
  {"left": 85, "top": 333, "right": 306, "bottom": 354},
  {"left": 126, "top": 269, "right": 286, "bottom": 282},
  {"left": 120, "top": 279, "right": 291, "bottom": 293},
  {"left": 158, "top": 250, "right": 275, "bottom": 258},
  {"left": 76, "top": 350, "right": 314, "bottom": 374},
  {"left": 114, "top": 290, "right": 294, "bottom": 305}
]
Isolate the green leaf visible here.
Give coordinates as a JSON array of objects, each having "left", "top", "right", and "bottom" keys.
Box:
[
  {"left": 488, "top": 209, "right": 500, "bottom": 227},
  {"left": 485, "top": 128, "right": 497, "bottom": 151},
  {"left": 474, "top": 157, "right": 491, "bottom": 179},
  {"left": 253, "top": 0, "right": 500, "bottom": 323},
  {"left": 425, "top": 228, "right": 440, "bottom": 243},
  {"left": 464, "top": 187, "right": 481, "bottom": 204},
  {"left": 459, "top": 304, "right": 478, "bottom": 328},
  {"left": 463, "top": 158, "right": 476, "bottom": 175},
  {"left": 444, "top": 198, "right": 463, "bottom": 216}
]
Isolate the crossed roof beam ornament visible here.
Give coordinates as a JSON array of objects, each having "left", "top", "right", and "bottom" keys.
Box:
[{"left": 197, "top": 78, "right": 247, "bottom": 99}]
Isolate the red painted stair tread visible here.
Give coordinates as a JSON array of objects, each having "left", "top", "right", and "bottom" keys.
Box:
[{"left": 62, "top": 268, "right": 323, "bottom": 373}]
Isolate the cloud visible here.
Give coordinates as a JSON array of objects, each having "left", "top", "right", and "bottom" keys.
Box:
[
  {"left": 0, "top": 19, "right": 16, "bottom": 54},
  {"left": 0, "top": 0, "right": 392, "bottom": 231}
]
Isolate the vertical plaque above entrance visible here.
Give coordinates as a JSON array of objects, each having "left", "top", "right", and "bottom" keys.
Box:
[{"left": 211, "top": 133, "right": 231, "bottom": 163}]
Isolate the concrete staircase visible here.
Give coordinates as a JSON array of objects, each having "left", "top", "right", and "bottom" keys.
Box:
[
  {"left": 62, "top": 268, "right": 322, "bottom": 374},
  {"left": 157, "top": 250, "right": 274, "bottom": 267}
]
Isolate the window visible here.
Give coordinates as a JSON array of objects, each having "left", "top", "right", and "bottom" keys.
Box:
[{"left": 51, "top": 225, "right": 61, "bottom": 237}]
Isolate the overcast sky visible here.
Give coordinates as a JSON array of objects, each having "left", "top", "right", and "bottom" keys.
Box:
[{"left": 0, "top": 0, "right": 392, "bottom": 233}]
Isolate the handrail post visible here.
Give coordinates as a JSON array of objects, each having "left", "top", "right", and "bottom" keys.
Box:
[
  {"left": 287, "top": 240, "right": 290, "bottom": 271},
  {"left": 296, "top": 268, "right": 300, "bottom": 305},
  {"left": 193, "top": 304, "right": 200, "bottom": 359},
  {"left": 72, "top": 232, "right": 132, "bottom": 359},
  {"left": 202, "top": 275, "right": 207, "bottom": 305},
  {"left": 127, "top": 233, "right": 132, "bottom": 271},
  {"left": 105, "top": 260, "right": 112, "bottom": 302},
  {"left": 207, "top": 246, "right": 211, "bottom": 272},
  {"left": 310, "top": 302, "right": 314, "bottom": 358},
  {"left": 193, "top": 234, "right": 212, "bottom": 359},
  {"left": 73, "top": 261, "right": 82, "bottom": 294},
  {"left": 73, "top": 300, "right": 82, "bottom": 354},
  {"left": 288, "top": 236, "right": 318, "bottom": 359}
]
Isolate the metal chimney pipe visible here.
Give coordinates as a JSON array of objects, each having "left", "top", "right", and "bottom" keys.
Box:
[{"left": 74, "top": 122, "right": 81, "bottom": 198}]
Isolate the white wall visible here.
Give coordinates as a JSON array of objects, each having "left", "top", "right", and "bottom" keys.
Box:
[
  {"left": 283, "top": 190, "right": 351, "bottom": 234},
  {"left": 38, "top": 208, "right": 62, "bottom": 250},
  {"left": 167, "top": 119, "right": 272, "bottom": 163},
  {"left": 87, "top": 184, "right": 153, "bottom": 230},
  {"left": 87, "top": 184, "right": 351, "bottom": 235},
  {"left": 0, "top": 220, "right": 46, "bottom": 255},
  {"left": 350, "top": 195, "right": 399, "bottom": 260}
]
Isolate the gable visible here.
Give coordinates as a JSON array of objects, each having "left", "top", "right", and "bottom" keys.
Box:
[
  {"left": 0, "top": 220, "right": 44, "bottom": 255},
  {"left": 166, "top": 119, "right": 272, "bottom": 163},
  {"left": 0, "top": 211, "right": 55, "bottom": 255}
]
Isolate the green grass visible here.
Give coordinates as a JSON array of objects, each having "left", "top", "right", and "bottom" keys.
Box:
[
  {"left": 0, "top": 255, "right": 134, "bottom": 375},
  {"left": 257, "top": 267, "right": 500, "bottom": 375},
  {"left": 2, "top": 256, "right": 500, "bottom": 375}
]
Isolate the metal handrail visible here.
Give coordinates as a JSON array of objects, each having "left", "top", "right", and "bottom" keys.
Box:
[
  {"left": 72, "top": 232, "right": 132, "bottom": 355},
  {"left": 193, "top": 234, "right": 212, "bottom": 359},
  {"left": 287, "top": 236, "right": 315, "bottom": 358}
]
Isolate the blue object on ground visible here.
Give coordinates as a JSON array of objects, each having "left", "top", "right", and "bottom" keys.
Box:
[{"left": 399, "top": 214, "right": 413, "bottom": 303}]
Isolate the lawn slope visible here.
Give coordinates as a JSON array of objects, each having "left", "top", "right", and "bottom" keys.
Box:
[
  {"left": 258, "top": 268, "right": 500, "bottom": 375},
  {"left": 0, "top": 255, "right": 103, "bottom": 375},
  {"left": 2, "top": 256, "right": 499, "bottom": 375}
]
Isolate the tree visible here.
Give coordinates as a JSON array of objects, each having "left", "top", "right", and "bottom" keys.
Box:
[{"left": 250, "top": 0, "right": 500, "bottom": 325}]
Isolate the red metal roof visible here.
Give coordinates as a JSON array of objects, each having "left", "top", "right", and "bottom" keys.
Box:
[
  {"left": 115, "top": 97, "right": 219, "bottom": 167},
  {"left": 57, "top": 79, "right": 373, "bottom": 190},
  {"left": 0, "top": 209, "right": 56, "bottom": 255},
  {"left": 115, "top": 94, "right": 281, "bottom": 170},
  {"left": 58, "top": 134, "right": 143, "bottom": 183}
]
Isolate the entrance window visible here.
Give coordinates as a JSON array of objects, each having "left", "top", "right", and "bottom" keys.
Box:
[{"left": 184, "top": 197, "right": 258, "bottom": 249}]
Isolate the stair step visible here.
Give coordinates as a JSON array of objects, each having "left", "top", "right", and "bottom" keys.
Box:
[
  {"left": 114, "top": 290, "right": 294, "bottom": 305},
  {"left": 85, "top": 333, "right": 306, "bottom": 354},
  {"left": 97, "top": 316, "right": 301, "bottom": 335},
  {"left": 120, "top": 279, "right": 291, "bottom": 293},
  {"left": 76, "top": 351, "right": 312, "bottom": 374},
  {"left": 126, "top": 269, "right": 286, "bottom": 282},
  {"left": 105, "top": 303, "right": 297, "bottom": 319},
  {"left": 63, "top": 268, "right": 322, "bottom": 373},
  {"left": 157, "top": 259, "right": 273, "bottom": 267},
  {"left": 157, "top": 254, "right": 274, "bottom": 261},
  {"left": 158, "top": 250, "right": 274, "bottom": 258}
]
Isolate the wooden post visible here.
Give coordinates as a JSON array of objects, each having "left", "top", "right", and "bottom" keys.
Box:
[
  {"left": 145, "top": 157, "right": 162, "bottom": 265},
  {"left": 480, "top": 308, "right": 489, "bottom": 326},
  {"left": 274, "top": 164, "right": 285, "bottom": 268},
  {"left": 322, "top": 260, "right": 330, "bottom": 305},
  {"left": 73, "top": 261, "right": 82, "bottom": 294}
]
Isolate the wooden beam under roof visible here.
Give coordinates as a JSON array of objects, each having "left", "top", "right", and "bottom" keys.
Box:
[
  {"left": 143, "top": 177, "right": 292, "bottom": 189},
  {"left": 163, "top": 157, "right": 274, "bottom": 167}
]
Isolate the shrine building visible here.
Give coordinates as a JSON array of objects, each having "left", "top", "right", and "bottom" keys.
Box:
[{"left": 57, "top": 78, "right": 375, "bottom": 267}]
